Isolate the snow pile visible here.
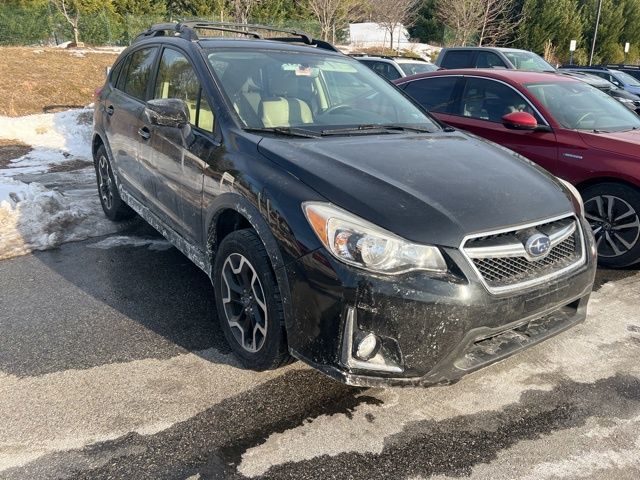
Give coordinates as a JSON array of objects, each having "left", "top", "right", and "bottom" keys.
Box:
[
  {"left": 0, "top": 109, "right": 93, "bottom": 176},
  {"left": 0, "top": 176, "right": 120, "bottom": 260},
  {"left": 0, "top": 109, "right": 128, "bottom": 260}
]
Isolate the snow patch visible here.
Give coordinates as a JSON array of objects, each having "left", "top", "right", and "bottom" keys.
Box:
[
  {"left": 0, "top": 109, "right": 93, "bottom": 176},
  {"left": 89, "top": 236, "right": 172, "bottom": 251},
  {"left": 0, "top": 176, "right": 124, "bottom": 260}
]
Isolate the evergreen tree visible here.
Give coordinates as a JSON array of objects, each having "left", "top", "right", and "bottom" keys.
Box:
[
  {"left": 517, "top": 0, "right": 583, "bottom": 62},
  {"left": 409, "top": 0, "right": 444, "bottom": 44}
]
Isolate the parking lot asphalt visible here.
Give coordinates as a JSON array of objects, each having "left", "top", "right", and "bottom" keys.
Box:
[{"left": 0, "top": 223, "right": 639, "bottom": 480}]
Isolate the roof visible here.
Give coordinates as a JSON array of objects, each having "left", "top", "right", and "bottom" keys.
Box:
[
  {"left": 196, "top": 37, "right": 344, "bottom": 56},
  {"left": 395, "top": 69, "right": 580, "bottom": 85},
  {"left": 441, "top": 46, "right": 529, "bottom": 53}
]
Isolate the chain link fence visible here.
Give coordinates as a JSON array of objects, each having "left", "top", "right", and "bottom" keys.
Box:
[{"left": 0, "top": 6, "right": 323, "bottom": 47}]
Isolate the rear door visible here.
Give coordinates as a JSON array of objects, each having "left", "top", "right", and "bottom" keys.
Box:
[
  {"left": 433, "top": 76, "right": 558, "bottom": 172},
  {"left": 141, "top": 46, "right": 219, "bottom": 245},
  {"left": 103, "top": 46, "right": 158, "bottom": 200}
]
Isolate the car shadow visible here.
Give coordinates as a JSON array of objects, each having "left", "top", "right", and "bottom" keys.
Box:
[{"left": 0, "top": 220, "right": 243, "bottom": 377}]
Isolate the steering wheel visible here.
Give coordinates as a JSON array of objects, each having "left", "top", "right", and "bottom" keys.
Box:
[
  {"left": 576, "top": 112, "right": 594, "bottom": 126},
  {"left": 323, "top": 104, "right": 355, "bottom": 115}
]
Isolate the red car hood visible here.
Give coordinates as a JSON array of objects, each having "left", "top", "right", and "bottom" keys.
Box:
[{"left": 579, "top": 129, "right": 640, "bottom": 156}]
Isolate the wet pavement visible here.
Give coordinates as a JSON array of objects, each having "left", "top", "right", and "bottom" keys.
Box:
[{"left": 0, "top": 224, "right": 639, "bottom": 480}]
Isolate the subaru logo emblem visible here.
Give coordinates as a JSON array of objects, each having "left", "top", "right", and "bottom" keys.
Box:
[{"left": 525, "top": 233, "right": 551, "bottom": 258}]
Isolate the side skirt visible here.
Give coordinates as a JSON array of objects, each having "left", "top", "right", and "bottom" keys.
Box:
[{"left": 119, "top": 187, "right": 211, "bottom": 277}]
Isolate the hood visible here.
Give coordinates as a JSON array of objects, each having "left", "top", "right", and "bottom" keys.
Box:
[
  {"left": 610, "top": 87, "right": 640, "bottom": 101},
  {"left": 258, "top": 131, "right": 573, "bottom": 247},
  {"left": 579, "top": 128, "right": 640, "bottom": 153}
]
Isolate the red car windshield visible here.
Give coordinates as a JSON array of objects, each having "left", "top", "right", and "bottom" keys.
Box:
[{"left": 525, "top": 81, "right": 640, "bottom": 132}]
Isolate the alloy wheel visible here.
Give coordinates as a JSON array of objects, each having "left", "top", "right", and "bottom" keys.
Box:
[
  {"left": 584, "top": 194, "right": 640, "bottom": 258},
  {"left": 220, "top": 253, "right": 268, "bottom": 352},
  {"left": 97, "top": 155, "right": 114, "bottom": 210}
]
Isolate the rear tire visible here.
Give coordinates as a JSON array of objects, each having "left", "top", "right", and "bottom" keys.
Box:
[
  {"left": 213, "top": 229, "right": 292, "bottom": 370},
  {"left": 581, "top": 182, "right": 640, "bottom": 268},
  {"left": 94, "top": 144, "right": 134, "bottom": 221}
]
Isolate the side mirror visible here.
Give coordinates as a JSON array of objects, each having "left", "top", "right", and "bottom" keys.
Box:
[
  {"left": 145, "top": 98, "right": 189, "bottom": 128},
  {"left": 502, "top": 111, "right": 538, "bottom": 131}
]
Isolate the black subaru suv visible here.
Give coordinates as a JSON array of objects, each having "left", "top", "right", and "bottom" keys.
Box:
[{"left": 93, "top": 22, "right": 596, "bottom": 387}]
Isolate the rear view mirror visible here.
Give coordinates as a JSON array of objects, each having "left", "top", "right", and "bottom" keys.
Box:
[
  {"left": 145, "top": 98, "right": 189, "bottom": 128},
  {"left": 502, "top": 111, "right": 538, "bottom": 130}
]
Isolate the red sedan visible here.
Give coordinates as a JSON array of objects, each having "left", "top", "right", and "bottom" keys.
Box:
[{"left": 395, "top": 69, "right": 640, "bottom": 267}]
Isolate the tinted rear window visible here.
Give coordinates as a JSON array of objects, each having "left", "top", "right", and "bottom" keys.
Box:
[
  {"left": 403, "top": 77, "right": 458, "bottom": 113},
  {"left": 440, "top": 51, "right": 474, "bottom": 69}
]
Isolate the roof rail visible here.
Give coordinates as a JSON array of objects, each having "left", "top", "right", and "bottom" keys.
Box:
[
  {"left": 133, "top": 21, "right": 340, "bottom": 52},
  {"left": 606, "top": 64, "right": 640, "bottom": 69},
  {"left": 349, "top": 53, "right": 426, "bottom": 61}
]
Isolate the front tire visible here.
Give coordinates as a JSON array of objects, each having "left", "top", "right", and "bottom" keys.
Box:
[
  {"left": 213, "top": 229, "right": 291, "bottom": 370},
  {"left": 582, "top": 182, "right": 640, "bottom": 267},
  {"left": 94, "top": 145, "right": 134, "bottom": 221}
]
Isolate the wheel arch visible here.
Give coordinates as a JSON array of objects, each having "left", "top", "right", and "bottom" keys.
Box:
[
  {"left": 575, "top": 176, "right": 640, "bottom": 194},
  {"left": 206, "top": 194, "right": 295, "bottom": 336}
]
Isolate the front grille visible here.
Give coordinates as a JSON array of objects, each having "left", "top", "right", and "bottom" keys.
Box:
[{"left": 463, "top": 216, "right": 585, "bottom": 293}]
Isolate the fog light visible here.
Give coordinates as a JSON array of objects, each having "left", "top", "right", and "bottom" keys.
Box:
[{"left": 354, "top": 332, "right": 379, "bottom": 361}]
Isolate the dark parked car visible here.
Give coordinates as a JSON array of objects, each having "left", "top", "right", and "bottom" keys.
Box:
[
  {"left": 352, "top": 54, "right": 438, "bottom": 80},
  {"left": 605, "top": 64, "right": 640, "bottom": 81},
  {"left": 93, "top": 22, "right": 596, "bottom": 387},
  {"left": 395, "top": 69, "right": 640, "bottom": 267},
  {"left": 560, "top": 65, "right": 640, "bottom": 95}
]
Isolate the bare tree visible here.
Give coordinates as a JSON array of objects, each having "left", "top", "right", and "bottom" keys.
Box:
[
  {"left": 306, "top": 0, "right": 360, "bottom": 42},
  {"left": 435, "top": 0, "right": 484, "bottom": 46},
  {"left": 436, "top": 0, "right": 520, "bottom": 46},
  {"left": 477, "top": 0, "right": 522, "bottom": 46},
  {"left": 230, "top": 0, "right": 262, "bottom": 24},
  {"left": 50, "top": 0, "right": 81, "bottom": 45},
  {"left": 369, "top": 0, "right": 419, "bottom": 49}
]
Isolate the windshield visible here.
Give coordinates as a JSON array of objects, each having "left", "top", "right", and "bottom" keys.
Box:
[
  {"left": 502, "top": 51, "right": 555, "bottom": 72},
  {"left": 205, "top": 49, "right": 438, "bottom": 132},
  {"left": 613, "top": 70, "right": 640, "bottom": 86},
  {"left": 398, "top": 62, "right": 438, "bottom": 76},
  {"left": 525, "top": 81, "right": 640, "bottom": 131}
]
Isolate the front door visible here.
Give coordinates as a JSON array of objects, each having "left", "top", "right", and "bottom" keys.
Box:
[
  {"left": 439, "top": 77, "right": 559, "bottom": 173},
  {"left": 140, "top": 47, "right": 219, "bottom": 245}
]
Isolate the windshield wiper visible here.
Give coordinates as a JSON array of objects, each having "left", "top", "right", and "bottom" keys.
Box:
[
  {"left": 320, "top": 124, "right": 435, "bottom": 136},
  {"left": 243, "top": 126, "right": 321, "bottom": 138}
]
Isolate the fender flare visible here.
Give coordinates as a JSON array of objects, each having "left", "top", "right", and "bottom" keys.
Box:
[{"left": 205, "top": 193, "right": 295, "bottom": 336}]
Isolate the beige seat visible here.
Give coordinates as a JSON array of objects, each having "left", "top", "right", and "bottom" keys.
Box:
[
  {"left": 258, "top": 72, "right": 313, "bottom": 127},
  {"left": 259, "top": 98, "right": 313, "bottom": 127}
]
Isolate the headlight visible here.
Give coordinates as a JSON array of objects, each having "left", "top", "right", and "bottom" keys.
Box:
[
  {"left": 558, "top": 178, "right": 585, "bottom": 217},
  {"left": 303, "top": 202, "right": 447, "bottom": 274}
]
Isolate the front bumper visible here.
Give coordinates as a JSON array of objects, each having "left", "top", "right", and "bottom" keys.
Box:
[{"left": 283, "top": 219, "right": 597, "bottom": 387}]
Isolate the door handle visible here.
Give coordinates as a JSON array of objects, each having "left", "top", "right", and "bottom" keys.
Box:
[
  {"left": 138, "top": 126, "right": 151, "bottom": 140},
  {"left": 105, "top": 105, "right": 114, "bottom": 116}
]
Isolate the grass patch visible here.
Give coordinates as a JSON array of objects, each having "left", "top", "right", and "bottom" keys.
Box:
[{"left": 0, "top": 47, "right": 119, "bottom": 116}]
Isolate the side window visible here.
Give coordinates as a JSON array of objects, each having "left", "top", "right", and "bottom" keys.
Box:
[
  {"left": 382, "top": 63, "right": 402, "bottom": 80},
  {"left": 365, "top": 61, "right": 401, "bottom": 81},
  {"left": 475, "top": 52, "right": 507, "bottom": 69},
  {"left": 441, "top": 51, "right": 474, "bottom": 69},
  {"left": 121, "top": 48, "right": 157, "bottom": 100},
  {"left": 109, "top": 58, "right": 125, "bottom": 87},
  {"left": 458, "top": 78, "right": 540, "bottom": 123},
  {"left": 154, "top": 48, "right": 214, "bottom": 132},
  {"left": 403, "top": 77, "right": 459, "bottom": 113}
]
